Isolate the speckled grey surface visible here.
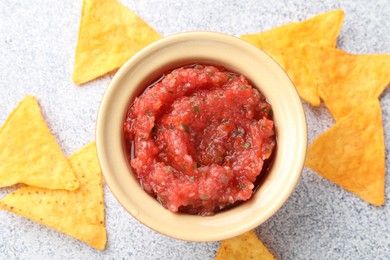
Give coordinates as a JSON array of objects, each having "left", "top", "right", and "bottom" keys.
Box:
[{"left": 0, "top": 0, "right": 389, "bottom": 259}]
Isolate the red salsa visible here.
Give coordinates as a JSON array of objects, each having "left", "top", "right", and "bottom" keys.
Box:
[{"left": 123, "top": 65, "right": 275, "bottom": 216}]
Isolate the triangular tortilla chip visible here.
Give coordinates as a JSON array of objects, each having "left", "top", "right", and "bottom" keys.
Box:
[
  {"left": 0, "top": 143, "right": 106, "bottom": 250},
  {"left": 216, "top": 231, "right": 275, "bottom": 260},
  {"left": 313, "top": 47, "right": 390, "bottom": 120},
  {"left": 240, "top": 9, "right": 344, "bottom": 50},
  {"left": 280, "top": 48, "right": 320, "bottom": 106},
  {"left": 240, "top": 9, "right": 345, "bottom": 106},
  {"left": 73, "top": 0, "right": 162, "bottom": 85},
  {"left": 0, "top": 96, "right": 78, "bottom": 190},
  {"left": 288, "top": 44, "right": 390, "bottom": 119},
  {"left": 305, "top": 99, "right": 385, "bottom": 206}
]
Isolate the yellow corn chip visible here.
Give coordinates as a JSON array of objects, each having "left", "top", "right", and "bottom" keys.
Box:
[
  {"left": 280, "top": 48, "right": 320, "bottom": 106},
  {"left": 73, "top": 0, "right": 162, "bottom": 85},
  {"left": 240, "top": 10, "right": 344, "bottom": 106},
  {"left": 241, "top": 9, "right": 344, "bottom": 50},
  {"left": 216, "top": 230, "right": 275, "bottom": 260},
  {"left": 0, "top": 96, "right": 78, "bottom": 190},
  {"left": 313, "top": 47, "right": 390, "bottom": 120},
  {"left": 0, "top": 143, "right": 107, "bottom": 250},
  {"left": 305, "top": 99, "right": 385, "bottom": 206}
]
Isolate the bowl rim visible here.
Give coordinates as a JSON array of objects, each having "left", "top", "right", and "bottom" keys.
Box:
[{"left": 96, "top": 31, "right": 307, "bottom": 242}]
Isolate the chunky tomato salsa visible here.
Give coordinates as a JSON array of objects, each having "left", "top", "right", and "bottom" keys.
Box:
[{"left": 123, "top": 65, "right": 275, "bottom": 216}]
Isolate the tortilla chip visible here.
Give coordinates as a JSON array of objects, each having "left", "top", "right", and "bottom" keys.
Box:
[
  {"left": 280, "top": 48, "right": 320, "bottom": 106},
  {"left": 0, "top": 96, "right": 78, "bottom": 190},
  {"left": 241, "top": 9, "right": 344, "bottom": 50},
  {"left": 73, "top": 0, "right": 162, "bottom": 85},
  {"left": 0, "top": 143, "right": 106, "bottom": 250},
  {"left": 305, "top": 99, "right": 385, "bottom": 206},
  {"left": 240, "top": 10, "right": 344, "bottom": 106},
  {"left": 313, "top": 47, "right": 390, "bottom": 120},
  {"left": 216, "top": 231, "right": 275, "bottom": 260}
]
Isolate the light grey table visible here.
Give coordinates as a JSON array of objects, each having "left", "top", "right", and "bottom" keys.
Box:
[{"left": 0, "top": 1, "right": 389, "bottom": 259}]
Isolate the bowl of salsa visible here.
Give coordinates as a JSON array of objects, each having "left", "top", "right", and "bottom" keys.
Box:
[{"left": 96, "top": 31, "right": 307, "bottom": 241}]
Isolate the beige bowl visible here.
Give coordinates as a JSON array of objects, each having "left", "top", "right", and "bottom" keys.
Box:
[{"left": 96, "top": 31, "right": 307, "bottom": 242}]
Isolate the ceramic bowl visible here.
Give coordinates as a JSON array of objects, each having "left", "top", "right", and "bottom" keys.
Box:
[{"left": 96, "top": 31, "right": 307, "bottom": 242}]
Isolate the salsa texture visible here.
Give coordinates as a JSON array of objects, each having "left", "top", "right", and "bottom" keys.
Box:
[{"left": 123, "top": 65, "right": 275, "bottom": 216}]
